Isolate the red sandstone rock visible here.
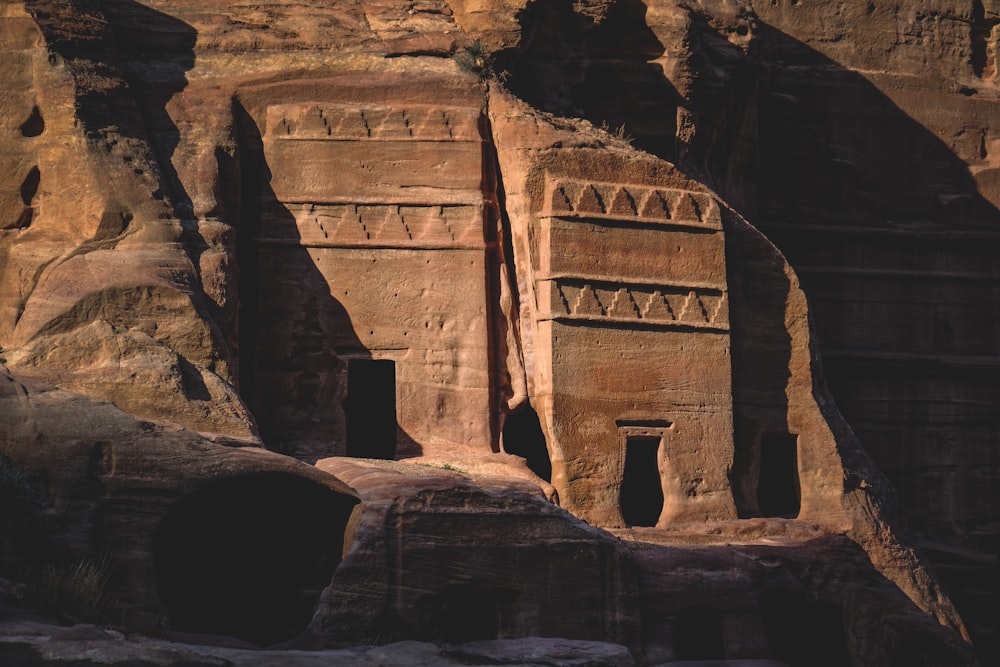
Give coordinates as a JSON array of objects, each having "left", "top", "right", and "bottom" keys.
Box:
[{"left": 0, "top": 0, "right": 991, "bottom": 664}]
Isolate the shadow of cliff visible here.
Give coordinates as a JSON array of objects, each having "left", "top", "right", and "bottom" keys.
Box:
[
  {"left": 232, "top": 102, "right": 422, "bottom": 463},
  {"left": 496, "top": 0, "right": 684, "bottom": 159},
  {"left": 730, "top": 24, "right": 1000, "bottom": 659},
  {"left": 498, "top": 1, "right": 998, "bottom": 658}
]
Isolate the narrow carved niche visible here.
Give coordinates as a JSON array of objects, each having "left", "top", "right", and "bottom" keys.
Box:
[
  {"left": 19, "top": 106, "right": 45, "bottom": 137},
  {"left": 971, "top": 1, "right": 999, "bottom": 79}
]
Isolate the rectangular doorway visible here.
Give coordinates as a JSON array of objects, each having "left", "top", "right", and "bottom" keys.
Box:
[
  {"left": 757, "top": 433, "right": 800, "bottom": 518},
  {"left": 344, "top": 359, "right": 397, "bottom": 459}
]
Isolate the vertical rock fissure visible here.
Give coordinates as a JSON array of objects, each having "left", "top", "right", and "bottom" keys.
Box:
[{"left": 971, "top": 0, "right": 998, "bottom": 79}]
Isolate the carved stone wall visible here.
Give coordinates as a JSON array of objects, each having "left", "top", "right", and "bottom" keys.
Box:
[{"left": 238, "top": 81, "right": 496, "bottom": 460}]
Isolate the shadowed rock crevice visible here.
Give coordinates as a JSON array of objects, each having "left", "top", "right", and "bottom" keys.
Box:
[{"left": 500, "top": 404, "right": 551, "bottom": 482}]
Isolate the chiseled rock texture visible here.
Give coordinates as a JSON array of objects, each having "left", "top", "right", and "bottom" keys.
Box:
[{"left": 0, "top": 0, "right": 994, "bottom": 665}]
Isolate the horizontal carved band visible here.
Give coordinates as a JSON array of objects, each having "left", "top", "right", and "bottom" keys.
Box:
[
  {"left": 542, "top": 277, "right": 729, "bottom": 331},
  {"left": 544, "top": 178, "right": 721, "bottom": 230},
  {"left": 265, "top": 103, "right": 481, "bottom": 142},
  {"left": 258, "top": 203, "right": 485, "bottom": 248}
]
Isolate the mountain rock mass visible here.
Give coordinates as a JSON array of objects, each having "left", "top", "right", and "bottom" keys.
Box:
[{"left": 1, "top": 1, "right": 996, "bottom": 665}]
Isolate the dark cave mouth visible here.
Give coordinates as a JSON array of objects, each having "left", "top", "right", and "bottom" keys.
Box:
[{"left": 152, "top": 472, "right": 357, "bottom": 646}]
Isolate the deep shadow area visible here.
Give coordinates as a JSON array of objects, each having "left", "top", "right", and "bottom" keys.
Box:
[
  {"left": 345, "top": 359, "right": 397, "bottom": 459},
  {"left": 733, "top": 22, "right": 1000, "bottom": 663},
  {"left": 153, "top": 472, "right": 357, "bottom": 646},
  {"left": 432, "top": 586, "right": 514, "bottom": 642},
  {"left": 501, "top": 404, "right": 552, "bottom": 482},
  {"left": 723, "top": 210, "right": 794, "bottom": 519},
  {"left": 761, "top": 589, "right": 851, "bottom": 667},
  {"left": 757, "top": 433, "right": 800, "bottom": 518},
  {"left": 500, "top": 2, "right": 999, "bottom": 658},
  {"left": 498, "top": 0, "right": 683, "bottom": 159},
  {"left": 672, "top": 606, "right": 725, "bottom": 660}
]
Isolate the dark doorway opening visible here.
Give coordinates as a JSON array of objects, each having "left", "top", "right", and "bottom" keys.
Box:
[
  {"left": 344, "top": 359, "right": 397, "bottom": 459},
  {"left": 757, "top": 433, "right": 801, "bottom": 517},
  {"left": 761, "top": 589, "right": 851, "bottom": 667},
  {"left": 153, "top": 473, "right": 357, "bottom": 646},
  {"left": 433, "top": 587, "right": 509, "bottom": 642},
  {"left": 673, "top": 606, "right": 726, "bottom": 660},
  {"left": 502, "top": 405, "right": 552, "bottom": 482},
  {"left": 620, "top": 436, "right": 664, "bottom": 527}
]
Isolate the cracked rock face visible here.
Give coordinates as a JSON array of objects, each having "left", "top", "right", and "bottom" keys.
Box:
[{"left": 0, "top": 1, "right": 995, "bottom": 665}]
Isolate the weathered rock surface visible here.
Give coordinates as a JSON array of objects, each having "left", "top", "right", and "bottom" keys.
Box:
[
  {"left": 0, "top": 0, "right": 993, "bottom": 665},
  {"left": 0, "top": 367, "right": 359, "bottom": 640},
  {"left": 0, "top": 628, "right": 637, "bottom": 667},
  {"left": 312, "top": 458, "right": 641, "bottom": 648}
]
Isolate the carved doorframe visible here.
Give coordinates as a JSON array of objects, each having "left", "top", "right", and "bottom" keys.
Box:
[{"left": 616, "top": 420, "right": 673, "bottom": 527}]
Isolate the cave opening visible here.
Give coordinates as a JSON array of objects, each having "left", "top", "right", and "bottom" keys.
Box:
[
  {"left": 757, "top": 433, "right": 801, "bottom": 518},
  {"left": 672, "top": 606, "right": 726, "bottom": 660},
  {"left": 502, "top": 404, "right": 552, "bottom": 482},
  {"left": 619, "top": 435, "right": 664, "bottom": 527},
  {"left": 344, "top": 359, "right": 397, "bottom": 459},
  {"left": 153, "top": 473, "right": 357, "bottom": 646},
  {"left": 761, "top": 589, "right": 851, "bottom": 667}
]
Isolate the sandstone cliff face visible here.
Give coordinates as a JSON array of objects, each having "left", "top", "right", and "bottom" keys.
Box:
[{"left": 0, "top": 0, "right": 993, "bottom": 665}]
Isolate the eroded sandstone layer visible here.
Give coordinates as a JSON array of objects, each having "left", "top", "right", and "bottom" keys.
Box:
[{"left": 0, "top": 0, "right": 994, "bottom": 664}]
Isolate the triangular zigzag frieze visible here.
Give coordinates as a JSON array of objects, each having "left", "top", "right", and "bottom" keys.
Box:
[
  {"left": 639, "top": 190, "right": 671, "bottom": 220},
  {"left": 673, "top": 192, "right": 703, "bottom": 222},
  {"left": 607, "top": 287, "right": 641, "bottom": 318},
  {"left": 710, "top": 293, "right": 728, "bottom": 325},
  {"left": 679, "top": 291, "right": 710, "bottom": 322},
  {"left": 549, "top": 184, "right": 574, "bottom": 215},
  {"left": 609, "top": 187, "right": 638, "bottom": 216},
  {"left": 639, "top": 291, "right": 676, "bottom": 321},
  {"left": 576, "top": 184, "right": 606, "bottom": 215},
  {"left": 574, "top": 285, "right": 605, "bottom": 316}
]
